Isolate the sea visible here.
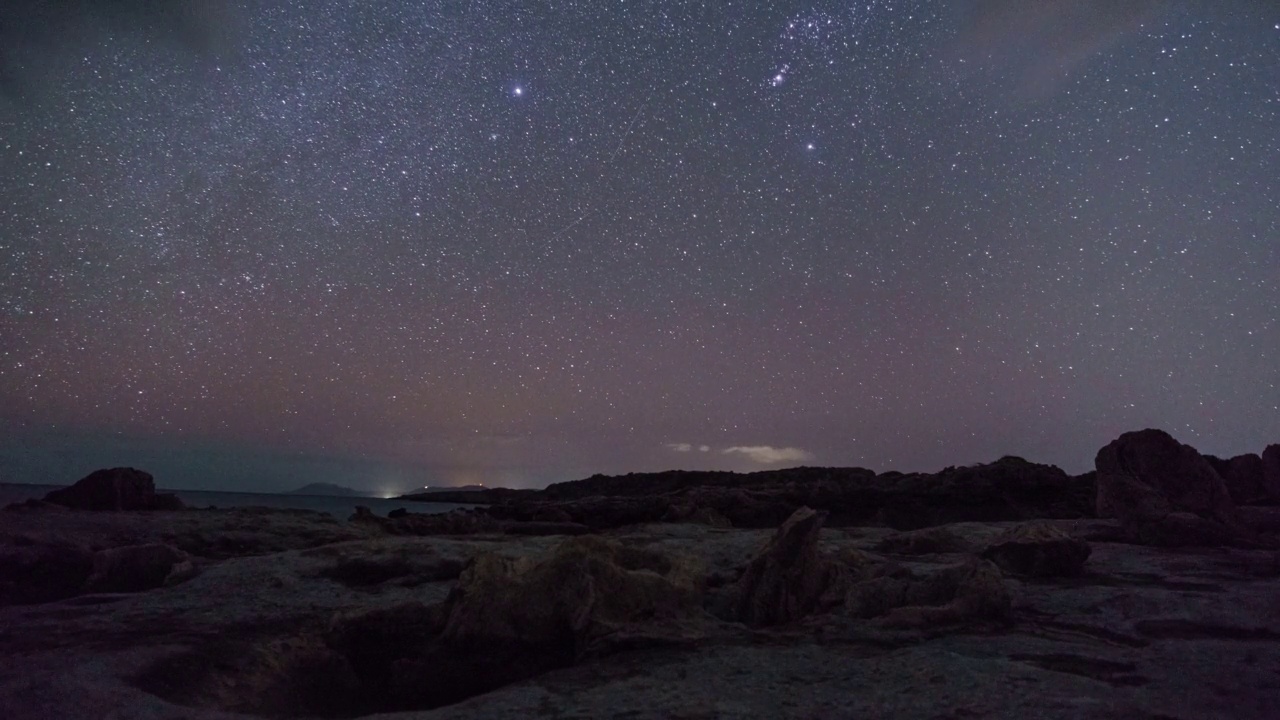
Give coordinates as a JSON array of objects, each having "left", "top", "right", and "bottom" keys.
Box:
[{"left": 0, "top": 483, "right": 470, "bottom": 521}]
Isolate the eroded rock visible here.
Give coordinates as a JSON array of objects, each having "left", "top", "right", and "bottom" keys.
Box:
[
  {"left": 1263, "top": 444, "right": 1280, "bottom": 502},
  {"left": 980, "top": 521, "right": 1091, "bottom": 577},
  {"left": 84, "top": 543, "right": 193, "bottom": 593},
  {"left": 323, "top": 535, "right": 707, "bottom": 713},
  {"left": 1205, "top": 453, "right": 1267, "bottom": 505},
  {"left": 719, "top": 507, "right": 845, "bottom": 626},
  {"left": 42, "top": 467, "right": 184, "bottom": 511},
  {"left": 1095, "top": 429, "right": 1250, "bottom": 546},
  {"left": 843, "top": 557, "right": 1011, "bottom": 627}
]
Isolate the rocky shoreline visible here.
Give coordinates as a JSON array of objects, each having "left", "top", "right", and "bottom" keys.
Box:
[{"left": 2, "top": 428, "right": 1279, "bottom": 718}]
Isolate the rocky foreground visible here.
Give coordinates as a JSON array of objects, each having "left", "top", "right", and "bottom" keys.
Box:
[{"left": 1, "top": 429, "right": 1279, "bottom": 719}]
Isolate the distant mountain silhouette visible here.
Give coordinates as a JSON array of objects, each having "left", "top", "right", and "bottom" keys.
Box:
[{"left": 286, "top": 482, "right": 372, "bottom": 497}]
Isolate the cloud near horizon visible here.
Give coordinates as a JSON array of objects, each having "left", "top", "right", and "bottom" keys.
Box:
[{"left": 722, "top": 445, "right": 815, "bottom": 465}]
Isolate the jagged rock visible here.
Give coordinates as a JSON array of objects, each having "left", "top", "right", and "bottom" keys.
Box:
[
  {"left": 875, "top": 525, "right": 974, "bottom": 555},
  {"left": 325, "top": 536, "right": 706, "bottom": 713},
  {"left": 980, "top": 521, "right": 1091, "bottom": 577},
  {"left": 843, "top": 557, "right": 1011, "bottom": 627},
  {"left": 1263, "top": 444, "right": 1280, "bottom": 502},
  {"left": 387, "top": 508, "right": 409, "bottom": 519},
  {"left": 1095, "top": 429, "right": 1248, "bottom": 545},
  {"left": 441, "top": 536, "right": 705, "bottom": 651},
  {"left": 42, "top": 467, "right": 185, "bottom": 511},
  {"left": 721, "top": 507, "right": 845, "bottom": 627},
  {"left": 83, "top": 543, "right": 193, "bottom": 592},
  {"left": 1205, "top": 453, "right": 1267, "bottom": 505}
]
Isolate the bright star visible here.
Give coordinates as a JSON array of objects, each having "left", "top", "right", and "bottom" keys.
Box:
[{"left": 512, "top": 86, "right": 524, "bottom": 97}]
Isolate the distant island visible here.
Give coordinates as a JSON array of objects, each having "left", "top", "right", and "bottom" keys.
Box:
[
  {"left": 415, "top": 485, "right": 487, "bottom": 494},
  {"left": 285, "top": 482, "right": 373, "bottom": 497}
]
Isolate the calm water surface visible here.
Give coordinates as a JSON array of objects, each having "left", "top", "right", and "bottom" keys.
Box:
[{"left": 0, "top": 483, "right": 467, "bottom": 520}]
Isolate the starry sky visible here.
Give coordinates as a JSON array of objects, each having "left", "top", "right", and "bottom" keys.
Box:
[{"left": 1, "top": 0, "right": 1277, "bottom": 493}]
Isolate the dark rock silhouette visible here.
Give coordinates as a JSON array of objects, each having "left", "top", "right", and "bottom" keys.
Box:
[
  {"left": 1205, "top": 453, "right": 1267, "bottom": 505},
  {"left": 42, "top": 467, "right": 184, "bottom": 511},
  {"left": 471, "top": 456, "right": 1095, "bottom": 533},
  {"left": 1263, "top": 444, "right": 1280, "bottom": 502},
  {"left": 1095, "top": 429, "right": 1255, "bottom": 546}
]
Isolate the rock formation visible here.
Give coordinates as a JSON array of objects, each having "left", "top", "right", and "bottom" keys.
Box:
[
  {"left": 1095, "top": 429, "right": 1253, "bottom": 546},
  {"left": 719, "top": 507, "right": 845, "bottom": 626},
  {"left": 324, "top": 535, "right": 707, "bottom": 712},
  {"left": 42, "top": 467, "right": 184, "bottom": 511},
  {"left": 3, "top": 428, "right": 1279, "bottom": 719},
  {"left": 842, "top": 557, "right": 1011, "bottom": 627},
  {"left": 1205, "top": 453, "right": 1267, "bottom": 505},
  {"left": 980, "top": 521, "right": 1091, "bottom": 577},
  {"left": 1264, "top": 444, "right": 1280, "bottom": 502},
  {"left": 83, "top": 543, "right": 196, "bottom": 592}
]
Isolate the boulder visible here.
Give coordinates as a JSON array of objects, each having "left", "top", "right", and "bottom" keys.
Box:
[
  {"left": 1205, "top": 454, "right": 1267, "bottom": 505},
  {"left": 980, "top": 521, "right": 1091, "bottom": 577},
  {"left": 83, "top": 543, "right": 193, "bottom": 592},
  {"left": 43, "top": 467, "right": 184, "bottom": 511},
  {"left": 721, "top": 507, "right": 845, "bottom": 627},
  {"left": 1095, "top": 429, "right": 1241, "bottom": 535},
  {"left": 1263, "top": 445, "right": 1280, "bottom": 502}
]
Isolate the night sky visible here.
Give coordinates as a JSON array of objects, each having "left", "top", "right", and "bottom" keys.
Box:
[{"left": 1, "top": 1, "right": 1277, "bottom": 493}]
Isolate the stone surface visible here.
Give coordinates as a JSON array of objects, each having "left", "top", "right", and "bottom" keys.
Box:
[
  {"left": 840, "top": 556, "right": 1011, "bottom": 627},
  {"left": 1206, "top": 453, "right": 1267, "bottom": 505},
  {"left": 0, "top": 516, "right": 1279, "bottom": 719},
  {"left": 1095, "top": 429, "right": 1250, "bottom": 545},
  {"left": 980, "top": 521, "right": 1091, "bottom": 577},
  {"left": 875, "top": 525, "right": 974, "bottom": 555},
  {"left": 719, "top": 507, "right": 843, "bottom": 627},
  {"left": 42, "top": 468, "right": 185, "bottom": 512},
  {"left": 2, "top": 431, "right": 1280, "bottom": 719},
  {"left": 84, "top": 543, "right": 193, "bottom": 593},
  {"left": 322, "top": 534, "right": 708, "bottom": 713},
  {"left": 1263, "top": 444, "right": 1280, "bottom": 502}
]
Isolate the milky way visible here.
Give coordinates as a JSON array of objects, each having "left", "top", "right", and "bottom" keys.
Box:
[{"left": 1, "top": 1, "right": 1276, "bottom": 491}]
